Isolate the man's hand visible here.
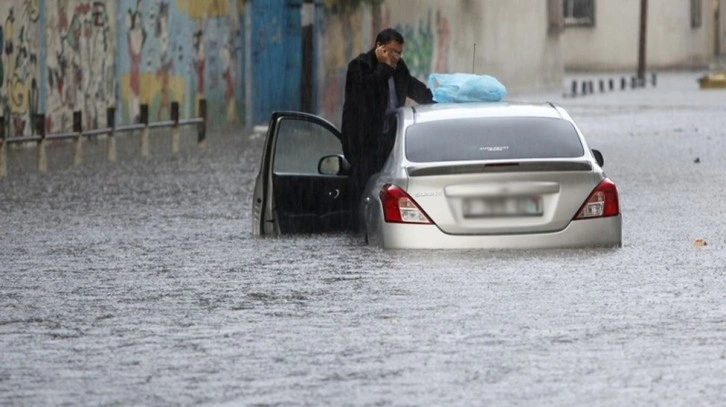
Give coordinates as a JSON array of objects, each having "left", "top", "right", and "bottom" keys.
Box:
[{"left": 375, "top": 45, "right": 397, "bottom": 68}]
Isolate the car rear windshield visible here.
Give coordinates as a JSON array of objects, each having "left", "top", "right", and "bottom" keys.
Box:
[{"left": 405, "top": 117, "right": 585, "bottom": 162}]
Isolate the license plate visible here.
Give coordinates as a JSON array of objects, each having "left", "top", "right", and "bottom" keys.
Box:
[{"left": 463, "top": 196, "right": 543, "bottom": 218}]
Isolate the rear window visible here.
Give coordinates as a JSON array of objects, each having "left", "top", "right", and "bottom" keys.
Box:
[{"left": 405, "top": 117, "right": 584, "bottom": 162}]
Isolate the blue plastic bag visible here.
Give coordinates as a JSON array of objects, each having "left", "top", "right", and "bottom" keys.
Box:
[{"left": 427, "top": 73, "right": 507, "bottom": 103}]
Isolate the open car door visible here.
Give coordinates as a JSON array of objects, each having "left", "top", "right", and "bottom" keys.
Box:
[{"left": 252, "top": 112, "right": 354, "bottom": 236}]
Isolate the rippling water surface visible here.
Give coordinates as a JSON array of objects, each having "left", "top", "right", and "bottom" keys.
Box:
[{"left": 2, "top": 73, "right": 725, "bottom": 406}]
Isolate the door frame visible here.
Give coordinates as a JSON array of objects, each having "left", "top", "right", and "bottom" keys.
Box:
[{"left": 255, "top": 111, "right": 350, "bottom": 236}]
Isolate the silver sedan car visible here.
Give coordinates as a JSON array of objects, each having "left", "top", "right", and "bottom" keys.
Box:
[{"left": 252, "top": 102, "right": 621, "bottom": 249}]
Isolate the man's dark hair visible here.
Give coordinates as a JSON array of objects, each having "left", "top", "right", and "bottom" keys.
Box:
[{"left": 375, "top": 28, "right": 404, "bottom": 45}]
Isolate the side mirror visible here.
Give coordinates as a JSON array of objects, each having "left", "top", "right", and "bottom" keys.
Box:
[
  {"left": 591, "top": 149, "right": 604, "bottom": 167},
  {"left": 318, "top": 154, "right": 351, "bottom": 175}
]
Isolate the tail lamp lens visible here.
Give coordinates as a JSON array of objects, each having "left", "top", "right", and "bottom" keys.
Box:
[
  {"left": 380, "top": 184, "right": 432, "bottom": 224},
  {"left": 575, "top": 178, "right": 620, "bottom": 219}
]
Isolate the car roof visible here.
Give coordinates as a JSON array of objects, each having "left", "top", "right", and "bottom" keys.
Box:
[{"left": 407, "top": 102, "right": 565, "bottom": 123}]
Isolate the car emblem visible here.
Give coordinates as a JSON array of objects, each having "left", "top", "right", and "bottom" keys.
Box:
[
  {"left": 480, "top": 146, "right": 510, "bottom": 152},
  {"left": 414, "top": 191, "right": 442, "bottom": 198}
]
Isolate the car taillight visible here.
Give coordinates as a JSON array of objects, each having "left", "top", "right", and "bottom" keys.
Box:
[
  {"left": 574, "top": 178, "right": 620, "bottom": 219},
  {"left": 380, "top": 184, "right": 432, "bottom": 224}
]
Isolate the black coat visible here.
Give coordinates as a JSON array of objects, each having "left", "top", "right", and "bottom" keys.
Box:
[{"left": 341, "top": 48, "right": 434, "bottom": 168}]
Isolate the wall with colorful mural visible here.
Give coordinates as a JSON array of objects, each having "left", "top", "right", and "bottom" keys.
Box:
[
  {"left": 313, "top": 2, "right": 457, "bottom": 126},
  {"left": 0, "top": 0, "right": 43, "bottom": 138},
  {"left": 117, "top": 0, "right": 243, "bottom": 127},
  {"left": 313, "top": 1, "right": 461, "bottom": 127},
  {"left": 2, "top": 0, "right": 564, "bottom": 137},
  {"left": 45, "top": 0, "right": 116, "bottom": 132},
  {"left": 0, "top": 0, "right": 243, "bottom": 137},
  {"left": 314, "top": 4, "right": 373, "bottom": 126}
]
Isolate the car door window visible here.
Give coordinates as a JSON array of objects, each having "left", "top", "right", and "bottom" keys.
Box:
[
  {"left": 264, "top": 115, "right": 352, "bottom": 235},
  {"left": 273, "top": 119, "right": 343, "bottom": 174}
]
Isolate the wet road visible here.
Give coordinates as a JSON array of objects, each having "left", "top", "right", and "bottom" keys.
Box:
[{"left": 1, "top": 72, "right": 725, "bottom": 406}]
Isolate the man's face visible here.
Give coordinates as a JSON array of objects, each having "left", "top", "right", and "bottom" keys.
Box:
[
  {"left": 381, "top": 40, "right": 403, "bottom": 65},
  {"left": 385, "top": 41, "right": 403, "bottom": 62}
]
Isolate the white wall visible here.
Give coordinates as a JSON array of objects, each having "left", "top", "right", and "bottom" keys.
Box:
[
  {"left": 563, "top": 0, "right": 713, "bottom": 71},
  {"left": 382, "top": 0, "right": 564, "bottom": 95},
  {"left": 314, "top": 0, "right": 566, "bottom": 126}
]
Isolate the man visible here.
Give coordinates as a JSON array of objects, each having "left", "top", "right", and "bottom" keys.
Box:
[{"left": 341, "top": 28, "right": 434, "bottom": 223}]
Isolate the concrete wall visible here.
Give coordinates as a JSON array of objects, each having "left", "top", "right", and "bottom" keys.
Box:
[
  {"left": 116, "top": 0, "right": 243, "bottom": 127},
  {"left": 563, "top": 0, "right": 714, "bottom": 71},
  {"left": 0, "top": 1, "right": 44, "bottom": 138},
  {"left": 1, "top": 0, "right": 243, "bottom": 137},
  {"left": 313, "top": 3, "right": 373, "bottom": 126},
  {"left": 46, "top": 1, "right": 116, "bottom": 132},
  {"left": 422, "top": 0, "right": 563, "bottom": 95},
  {"left": 314, "top": 0, "right": 565, "bottom": 127}
]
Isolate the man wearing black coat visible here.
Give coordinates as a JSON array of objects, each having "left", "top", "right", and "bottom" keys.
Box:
[{"left": 341, "top": 28, "right": 434, "bottom": 225}]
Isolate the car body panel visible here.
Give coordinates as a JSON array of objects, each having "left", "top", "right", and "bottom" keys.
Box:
[
  {"left": 403, "top": 170, "right": 602, "bottom": 234},
  {"left": 406, "top": 101, "right": 565, "bottom": 122},
  {"left": 366, "top": 215, "right": 623, "bottom": 250}
]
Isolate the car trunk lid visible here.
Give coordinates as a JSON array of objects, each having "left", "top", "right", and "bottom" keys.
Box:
[{"left": 405, "top": 161, "right": 600, "bottom": 235}]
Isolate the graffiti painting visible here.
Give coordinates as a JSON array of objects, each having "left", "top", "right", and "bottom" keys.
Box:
[
  {"left": 0, "top": 4, "right": 41, "bottom": 137},
  {"left": 1, "top": 0, "right": 245, "bottom": 134},
  {"left": 45, "top": 0, "right": 116, "bottom": 132},
  {"left": 116, "top": 0, "right": 241, "bottom": 125}
]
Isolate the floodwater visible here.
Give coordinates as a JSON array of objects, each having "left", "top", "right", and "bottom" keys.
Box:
[{"left": 1, "top": 72, "right": 725, "bottom": 406}]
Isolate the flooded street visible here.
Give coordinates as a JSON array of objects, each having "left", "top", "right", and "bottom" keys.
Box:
[{"left": 2, "top": 72, "right": 725, "bottom": 406}]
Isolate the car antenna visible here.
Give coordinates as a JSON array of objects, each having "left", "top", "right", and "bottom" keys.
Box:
[{"left": 472, "top": 43, "right": 476, "bottom": 73}]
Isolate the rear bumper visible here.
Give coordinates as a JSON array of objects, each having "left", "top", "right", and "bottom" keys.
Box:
[{"left": 374, "top": 215, "right": 622, "bottom": 249}]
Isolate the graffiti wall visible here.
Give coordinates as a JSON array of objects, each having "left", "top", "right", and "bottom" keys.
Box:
[
  {"left": 45, "top": 0, "right": 116, "bottom": 132},
  {"left": 393, "top": 9, "right": 451, "bottom": 79},
  {"left": 2, "top": 0, "right": 559, "bottom": 137},
  {"left": 0, "top": 0, "right": 43, "bottom": 137},
  {"left": 117, "top": 0, "right": 242, "bottom": 125},
  {"left": 315, "top": 3, "right": 452, "bottom": 126},
  {"left": 0, "top": 0, "right": 243, "bottom": 137},
  {"left": 314, "top": 0, "right": 565, "bottom": 123}
]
